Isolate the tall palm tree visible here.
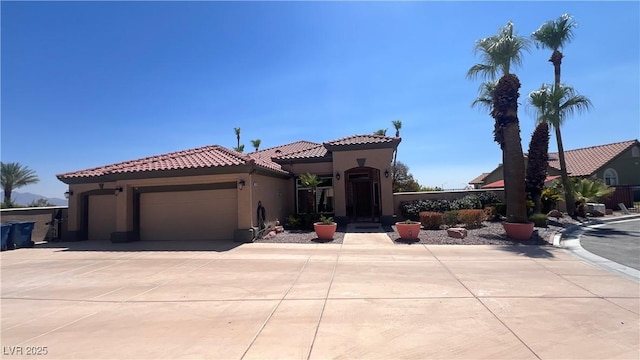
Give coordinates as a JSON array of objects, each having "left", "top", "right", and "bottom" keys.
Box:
[
  {"left": 251, "top": 139, "right": 261, "bottom": 152},
  {"left": 1, "top": 162, "right": 39, "bottom": 206},
  {"left": 467, "top": 21, "right": 531, "bottom": 223},
  {"left": 532, "top": 13, "right": 578, "bottom": 215},
  {"left": 391, "top": 120, "right": 402, "bottom": 188},
  {"left": 527, "top": 85, "right": 553, "bottom": 213}
]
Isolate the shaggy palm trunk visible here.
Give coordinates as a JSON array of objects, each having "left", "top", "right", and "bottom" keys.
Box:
[
  {"left": 3, "top": 187, "right": 12, "bottom": 205},
  {"left": 492, "top": 74, "right": 528, "bottom": 223},
  {"left": 550, "top": 50, "right": 576, "bottom": 216},
  {"left": 525, "top": 122, "right": 550, "bottom": 213}
]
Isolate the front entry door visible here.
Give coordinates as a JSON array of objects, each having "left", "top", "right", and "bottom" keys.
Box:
[{"left": 353, "top": 181, "right": 372, "bottom": 218}]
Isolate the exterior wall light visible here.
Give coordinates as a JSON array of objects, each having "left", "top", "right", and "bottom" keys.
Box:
[
  {"left": 384, "top": 169, "right": 390, "bottom": 178},
  {"left": 114, "top": 186, "right": 123, "bottom": 195},
  {"left": 335, "top": 172, "right": 341, "bottom": 180},
  {"left": 64, "top": 190, "right": 73, "bottom": 199},
  {"left": 238, "top": 179, "right": 246, "bottom": 190}
]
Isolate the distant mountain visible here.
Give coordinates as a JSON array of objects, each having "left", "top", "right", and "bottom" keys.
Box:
[{"left": 0, "top": 191, "right": 68, "bottom": 206}]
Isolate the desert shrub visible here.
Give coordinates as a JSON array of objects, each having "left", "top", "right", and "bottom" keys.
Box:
[
  {"left": 451, "top": 195, "right": 482, "bottom": 210},
  {"left": 400, "top": 199, "right": 451, "bottom": 220},
  {"left": 529, "top": 213, "right": 548, "bottom": 228},
  {"left": 489, "top": 203, "right": 507, "bottom": 217},
  {"left": 483, "top": 206, "right": 500, "bottom": 222},
  {"left": 457, "top": 209, "right": 484, "bottom": 229},
  {"left": 285, "top": 215, "right": 301, "bottom": 230},
  {"left": 419, "top": 211, "right": 444, "bottom": 229},
  {"left": 302, "top": 213, "right": 322, "bottom": 229},
  {"left": 476, "top": 192, "right": 501, "bottom": 207},
  {"left": 443, "top": 210, "right": 459, "bottom": 226}
]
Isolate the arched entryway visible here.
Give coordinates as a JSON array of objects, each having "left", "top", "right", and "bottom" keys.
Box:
[{"left": 344, "top": 167, "right": 381, "bottom": 222}]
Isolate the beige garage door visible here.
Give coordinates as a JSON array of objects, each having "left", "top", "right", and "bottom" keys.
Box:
[
  {"left": 140, "top": 189, "right": 237, "bottom": 241},
  {"left": 88, "top": 195, "right": 116, "bottom": 241}
]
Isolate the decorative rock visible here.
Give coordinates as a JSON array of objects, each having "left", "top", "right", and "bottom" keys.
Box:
[
  {"left": 447, "top": 227, "right": 467, "bottom": 239},
  {"left": 547, "top": 210, "right": 563, "bottom": 219},
  {"left": 274, "top": 226, "right": 285, "bottom": 233}
]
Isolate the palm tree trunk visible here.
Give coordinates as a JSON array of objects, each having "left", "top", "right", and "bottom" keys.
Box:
[
  {"left": 3, "top": 187, "right": 11, "bottom": 204},
  {"left": 492, "top": 74, "right": 528, "bottom": 223},
  {"left": 555, "top": 126, "right": 576, "bottom": 216},
  {"left": 550, "top": 50, "right": 575, "bottom": 216}
]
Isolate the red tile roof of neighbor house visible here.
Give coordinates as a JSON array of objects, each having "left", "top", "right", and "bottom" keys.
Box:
[
  {"left": 483, "top": 176, "right": 560, "bottom": 189},
  {"left": 57, "top": 145, "right": 286, "bottom": 179},
  {"left": 547, "top": 139, "right": 638, "bottom": 176},
  {"left": 273, "top": 144, "right": 329, "bottom": 161},
  {"left": 323, "top": 134, "right": 399, "bottom": 147}
]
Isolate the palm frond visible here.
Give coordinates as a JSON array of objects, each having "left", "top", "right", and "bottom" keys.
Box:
[{"left": 532, "top": 13, "right": 577, "bottom": 51}]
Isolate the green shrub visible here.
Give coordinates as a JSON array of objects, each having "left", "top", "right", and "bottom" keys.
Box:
[
  {"left": 285, "top": 215, "right": 301, "bottom": 230},
  {"left": 419, "top": 211, "right": 444, "bottom": 229},
  {"left": 490, "top": 203, "right": 507, "bottom": 217},
  {"left": 476, "top": 192, "right": 501, "bottom": 207},
  {"left": 400, "top": 199, "right": 451, "bottom": 220},
  {"left": 529, "top": 213, "right": 548, "bottom": 228},
  {"left": 443, "top": 210, "right": 459, "bottom": 226},
  {"left": 451, "top": 195, "right": 481, "bottom": 210},
  {"left": 457, "top": 209, "right": 484, "bottom": 229}
]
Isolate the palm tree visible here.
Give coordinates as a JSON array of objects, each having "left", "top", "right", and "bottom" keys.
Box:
[
  {"left": 251, "top": 139, "right": 261, "bottom": 152},
  {"left": 1, "top": 162, "right": 39, "bottom": 206},
  {"left": 391, "top": 120, "right": 402, "bottom": 188},
  {"left": 532, "top": 13, "right": 579, "bottom": 215},
  {"left": 298, "top": 173, "right": 322, "bottom": 213},
  {"left": 373, "top": 129, "right": 387, "bottom": 136},
  {"left": 234, "top": 127, "right": 241, "bottom": 148},
  {"left": 467, "top": 21, "right": 531, "bottom": 223},
  {"left": 527, "top": 84, "right": 553, "bottom": 213}
]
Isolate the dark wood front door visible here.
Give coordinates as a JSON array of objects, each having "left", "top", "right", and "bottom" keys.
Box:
[{"left": 353, "top": 181, "right": 372, "bottom": 218}]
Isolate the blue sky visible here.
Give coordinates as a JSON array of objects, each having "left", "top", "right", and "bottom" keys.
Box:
[{"left": 2, "top": 1, "right": 639, "bottom": 199}]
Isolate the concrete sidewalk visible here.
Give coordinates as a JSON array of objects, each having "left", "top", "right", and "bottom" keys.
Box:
[{"left": 1, "top": 238, "right": 639, "bottom": 359}]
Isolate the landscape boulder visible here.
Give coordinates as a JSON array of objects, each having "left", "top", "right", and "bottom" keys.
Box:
[
  {"left": 447, "top": 227, "right": 467, "bottom": 239},
  {"left": 547, "top": 209, "right": 563, "bottom": 219}
]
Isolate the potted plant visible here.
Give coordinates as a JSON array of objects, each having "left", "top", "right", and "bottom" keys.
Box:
[
  {"left": 395, "top": 219, "right": 421, "bottom": 240},
  {"left": 314, "top": 215, "right": 337, "bottom": 240}
]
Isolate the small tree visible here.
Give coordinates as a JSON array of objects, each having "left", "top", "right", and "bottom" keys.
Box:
[
  {"left": 28, "top": 198, "right": 55, "bottom": 207},
  {"left": 373, "top": 129, "right": 387, "bottom": 136},
  {"left": 392, "top": 161, "right": 422, "bottom": 193},
  {"left": 298, "top": 173, "right": 322, "bottom": 213},
  {"left": 1, "top": 162, "right": 39, "bottom": 207}
]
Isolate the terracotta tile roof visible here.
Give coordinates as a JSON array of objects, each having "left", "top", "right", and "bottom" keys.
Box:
[
  {"left": 323, "top": 134, "right": 399, "bottom": 147},
  {"left": 57, "top": 145, "right": 286, "bottom": 179},
  {"left": 548, "top": 140, "right": 638, "bottom": 176},
  {"left": 483, "top": 176, "right": 560, "bottom": 189},
  {"left": 273, "top": 144, "right": 330, "bottom": 161},
  {"left": 469, "top": 173, "right": 490, "bottom": 185},
  {"left": 248, "top": 141, "right": 320, "bottom": 161}
]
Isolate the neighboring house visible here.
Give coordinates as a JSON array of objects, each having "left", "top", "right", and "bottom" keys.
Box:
[
  {"left": 469, "top": 139, "right": 640, "bottom": 205},
  {"left": 57, "top": 134, "right": 400, "bottom": 242}
]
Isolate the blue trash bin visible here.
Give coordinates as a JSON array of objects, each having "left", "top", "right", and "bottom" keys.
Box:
[
  {"left": 9, "top": 221, "right": 36, "bottom": 248},
  {"left": 1, "top": 223, "right": 12, "bottom": 251}
]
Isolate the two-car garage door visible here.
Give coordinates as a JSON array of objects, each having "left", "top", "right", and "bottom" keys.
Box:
[{"left": 139, "top": 189, "right": 237, "bottom": 241}]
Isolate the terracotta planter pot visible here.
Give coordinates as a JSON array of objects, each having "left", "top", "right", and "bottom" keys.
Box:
[
  {"left": 314, "top": 222, "right": 337, "bottom": 240},
  {"left": 395, "top": 222, "right": 421, "bottom": 240},
  {"left": 502, "top": 222, "right": 535, "bottom": 241}
]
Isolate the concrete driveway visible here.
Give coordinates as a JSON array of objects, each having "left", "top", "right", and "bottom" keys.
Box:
[{"left": 1, "top": 235, "right": 639, "bottom": 359}]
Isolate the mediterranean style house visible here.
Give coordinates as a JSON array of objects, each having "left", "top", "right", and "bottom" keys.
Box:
[
  {"left": 469, "top": 139, "right": 640, "bottom": 189},
  {"left": 57, "top": 134, "right": 400, "bottom": 242}
]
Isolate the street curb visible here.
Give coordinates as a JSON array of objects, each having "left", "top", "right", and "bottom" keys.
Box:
[{"left": 553, "top": 214, "right": 640, "bottom": 283}]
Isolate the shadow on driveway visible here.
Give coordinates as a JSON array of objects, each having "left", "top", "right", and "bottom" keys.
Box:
[{"left": 34, "top": 239, "right": 243, "bottom": 252}]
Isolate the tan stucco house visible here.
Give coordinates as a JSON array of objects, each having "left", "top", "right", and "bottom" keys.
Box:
[{"left": 57, "top": 134, "right": 400, "bottom": 242}]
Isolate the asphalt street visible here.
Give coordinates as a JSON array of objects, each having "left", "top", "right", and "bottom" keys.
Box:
[{"left": 580, "top": 218, "right": 640, "bottom": 270}]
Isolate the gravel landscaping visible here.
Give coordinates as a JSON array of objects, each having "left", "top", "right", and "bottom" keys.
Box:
[{"left": 253, "top": 215, "right": 592, "bottom": 245}]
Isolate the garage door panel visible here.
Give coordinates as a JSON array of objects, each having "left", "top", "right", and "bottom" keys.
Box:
[
  {"left": 140, "top": 190, "right": 237, "bottom": 241},
  {"left": 88, "top": 195, "right": 116, "bottom": 241}
]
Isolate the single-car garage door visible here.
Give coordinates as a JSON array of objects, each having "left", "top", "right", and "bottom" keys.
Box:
[
  {"left": 140, "top": 189, "right": 237, "bottom": 241},
  {"left": 88, "top": 195, "right": 116, "bottom": 241}
]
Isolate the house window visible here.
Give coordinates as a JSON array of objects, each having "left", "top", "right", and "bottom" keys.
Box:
[
  {"left": 632, "top": 146, "right": 640, "bottom": 158},
  {"left": 603, "top": 168, "right": 618, "bottom": 186},
  {"left": 296, "top": 176, "right": 334, "bottom": 214}
]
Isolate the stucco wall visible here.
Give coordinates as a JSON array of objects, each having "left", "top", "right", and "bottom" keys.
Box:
[
  {"left": 593, "top": 146, "right": 640, "bottom": 185},
  {"left": 251, "top": 175, "right": 293, "bottom": 227},
  {"left": 281, "top": 162, "right": 333, "bottom": 176}
]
